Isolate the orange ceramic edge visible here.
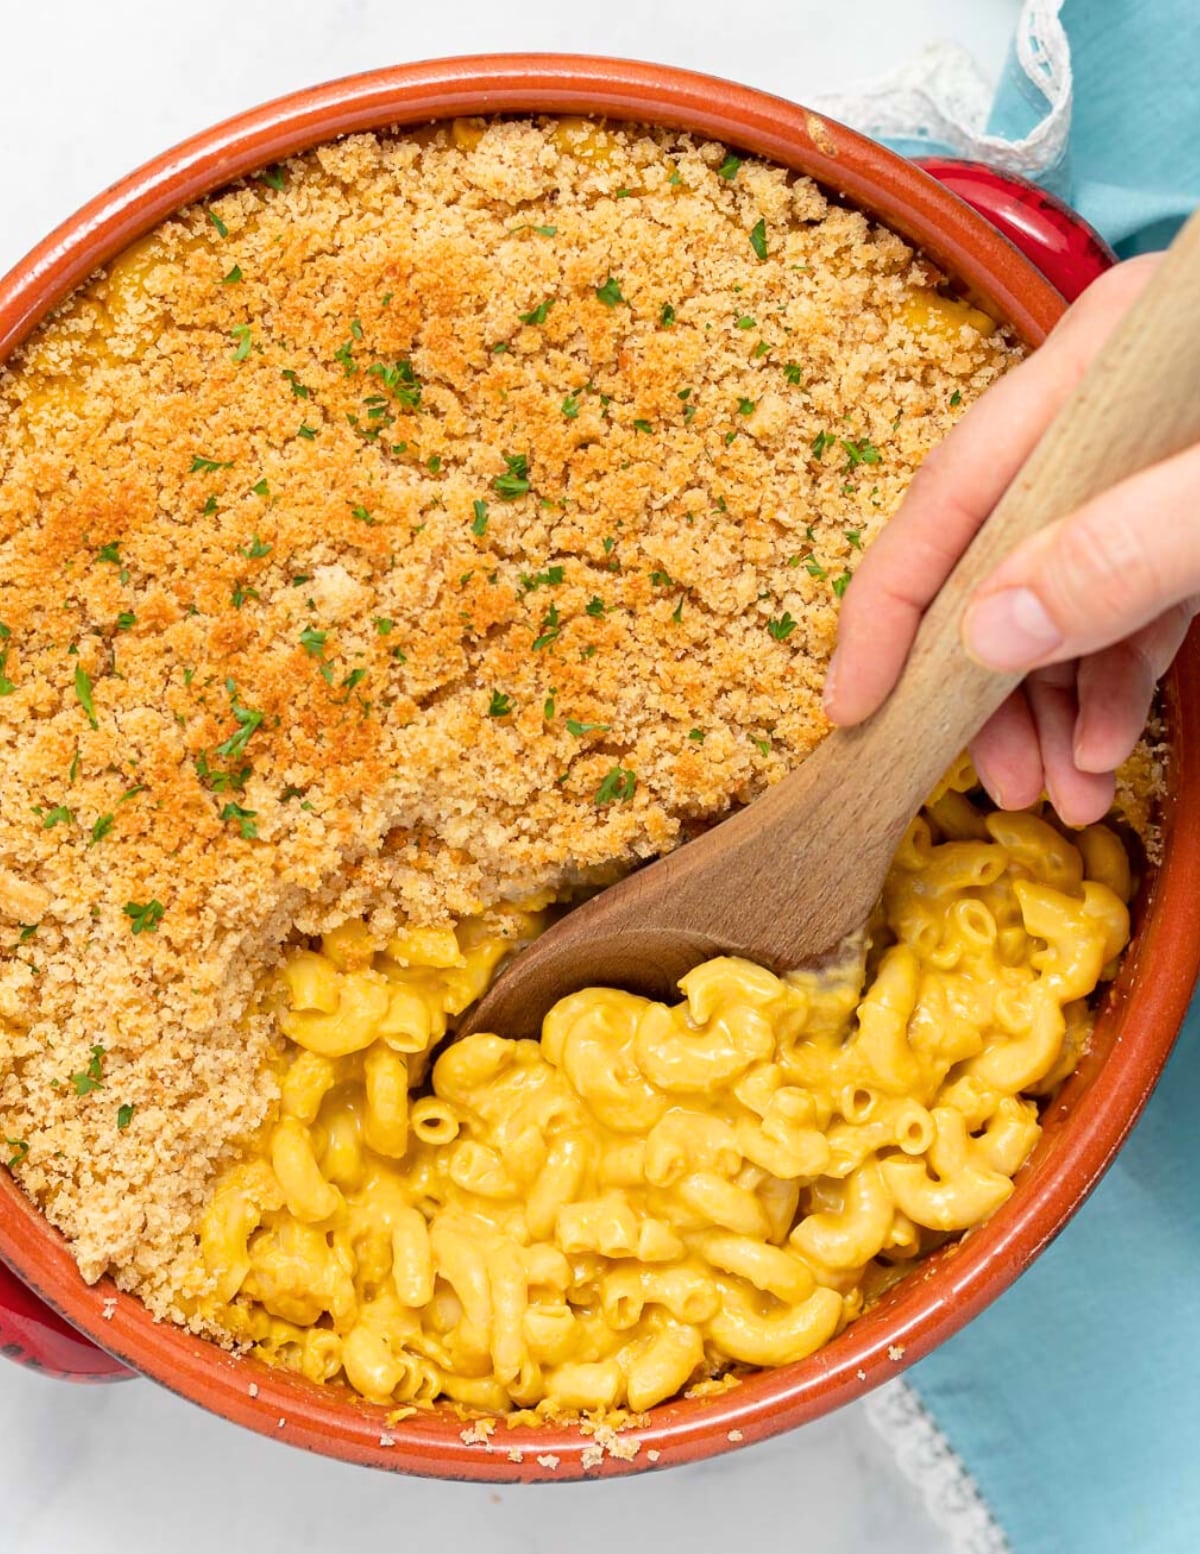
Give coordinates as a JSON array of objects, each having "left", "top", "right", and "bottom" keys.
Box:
[{"left": 1, "top": 53, "right": 1196, "bottom": 1482}]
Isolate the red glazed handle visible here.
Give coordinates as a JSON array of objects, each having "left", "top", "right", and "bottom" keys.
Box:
[
  {"left": 0, "top": 1255, "right": 131, "bottom": 1380},
  {"left": 918, "top": 157, "right": 1117, "bottom": 302},
  {"left": 0, "top": 156, "right": 1112, "bottom": 1389}
]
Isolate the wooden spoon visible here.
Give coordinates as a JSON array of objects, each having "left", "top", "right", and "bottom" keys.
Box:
[{"left": 462, "top": 208, "right": 1200, "bottom": 1041}]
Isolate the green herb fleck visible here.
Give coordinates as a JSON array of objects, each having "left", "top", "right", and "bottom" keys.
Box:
[
  {"left": 70, "top": 1045, "right": 106, "bottom": 1096},
  {"left": 832, "top": 570, "right": 852, "bottom": 599},
  {"left": 493, "top": 453, "right": 531, "bottom": 502},
  {"left": 5, "top": 1138, "right": 29, "bottom": 1168},
  {"left": 738, "top": 398, "right": 755, "bottom": 416},
  {"left": 752, "top": 736, "right": 771, "bottom": 756},
  {"left": 297, "top": 422, "right": 317, "bottom": 440},
  {"left": 595, "top": 765, "right": 636, "bottom": 805},
  {"left": 282, "top": 369, "right": 310, "bottom": 400},
  {"left": 242, "top": 535, "right": 272, "bottom": 559},
  {"left": 89, "top": 814, "right": 114, "bottom": 846},
  {"left": 688, "top": 728, "right": 706, "bottom": 743},
  {"left": 231, "top": 324, "right": 252, "bottom": 362},
  {"left": 804, "top": 558, "right": 827, "bottom": 579},
  {"left": 735, "top": 315, "right": 756, "bottom": 330},
  {"left": 768, "top": 612, "right": 798, "bottom": 641},
  {"left": 532, "top": 603, "right": 560, "bottom": 652},
  {"left": 585, "top": 596, "right": 606, "bottom": 617},
  {"left": 350, "top": 505, "right": 376, "bottom": 525},
  {"left": 717, "top": 153, "right": 742, "bottom": 180},
  {"left": 487, "top": 690, "right": 513, "bottom": 718},
  {"left": 117, "top": 1104, "right": 135, "bottom": 1131},
  {"left": 251, "top": 478, "right": 270, "bottom": 497},
  {"left": 811, "top": 430, "right": 835, "bottom": 460},
  {"left": 561, "top": 393, "right": 581, "bottom": 420},
  {"left": 519, "top": 298, "right": 555, "bottom": 326},
  {"left": 220, "top": 264, "right": 242, "bottom": 285},
  {"left": 633, "top": 418, "right": 653, "bottom": 434},
  {"left": 74, "top": 665, "right": 98, "bottom": 729},
  {"left": 191, "top": 455, "right": 232, "bottom": 474},
  {"left": 299, "top": 626, "right": 327, "bottom": 657},
  {"left": 840, "top": 438, "right": 881, "bottom": 471},
  {"left": 595, "top": 276, "right": 625, "bottom": 308},
  {"left": 783, "top": 363, "right": 803, "bottom": 386},
  {"left": 124, "top": 899, "right": 164, "bottom": 935},
  {"left": 950, "top": 389, "right": 963, "bottom": 408},
  {"left": 260, "top": 166, "right": 285, "bottom": 191},
  {"left": 208, "top": 209, "right": 229, "bottom": 238},
  {"left": 660, "top": 302, "right": 676, "bottom": 328},
  {"left": 220, "top": 801, "right": 259, "bottom": 839},
  {"left": 749, "top": 218, "right": 768, "bottom": 261}
]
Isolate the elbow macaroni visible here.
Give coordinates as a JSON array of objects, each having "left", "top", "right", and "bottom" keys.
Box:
[{"left": 198, "top": 771, "right": 1132, "bottom": 1416}]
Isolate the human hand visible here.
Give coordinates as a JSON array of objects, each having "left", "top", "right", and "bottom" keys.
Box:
[{"left": 822, "top": 255, "right": 1198, "bottom": 826}]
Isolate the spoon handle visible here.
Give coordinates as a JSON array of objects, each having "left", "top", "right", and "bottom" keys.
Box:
[{"left": 847, "top": 206, "right": 1200, "bottom": 811}]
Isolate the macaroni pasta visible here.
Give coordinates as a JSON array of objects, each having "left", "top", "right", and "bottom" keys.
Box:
[{"left": 199, "top": 770, "right": 1131, "bottom": 1414}]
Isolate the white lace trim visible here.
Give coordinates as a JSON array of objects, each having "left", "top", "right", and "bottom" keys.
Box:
[
  {"left": 809, "top": 0, "right": 1072, "bottom": 180},
  {"left": 864, "top": 1381, "right": 1013, "bottom": 1554}
]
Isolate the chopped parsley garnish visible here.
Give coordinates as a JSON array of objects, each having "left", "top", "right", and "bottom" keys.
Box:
[
  {"left": 214, "top": 684, "right": 263, "bottom": 759},
  {"left": 220, "top": 801, "right": 258, "bottom": 839},
  {"left": 231, "top": 324, "right": 253, "bottom": 362},
  {"left": 950, "top": 389, "right": 963, "bottom": 407},
  {"left": 566, "top": 719, "right": 610, "bottom": 737},
  {"left": 543, "top": 691, "right": 557, "bottom": 719},
  {"left": 39, "top": 805, "right": 73, "bottom": 829},
  {"left": 660, "top": 303, "right": 676, "bottom": 328},
  {"left": 116, "top": 611, "right": 137, "bottom": 632},
  {"left": 805, "top": 558, "right": 827, "bottom": 579},
  {"left": 335, "top": 338, "right": 358, "bottom": 375},
  {"left": 220, "top": 265, "right": 242, "bottom": 285},
  {"left": 671, "top": 595, "right": 685, "bottom": 623},
  {"left": 767, "top": 613, "right": 798, "bottom": 641},
  {"left": 519, "top": 298, "right": 555, "bottom": 326},
  {"left": 242, "top": 535, "right": 272, "bottom": 559},
  {"left": 735, "top": 315, "right": 756, "bottom": 330},
  {"left": 282, "top": 369, "right": 310, "bottom": 399},
  {"left": 493, "top": 453, "right": 531, "bottom": 502},
  {"left": 585, "top": 596, "right": 606, "bottom": 617},
  {"left": 123, "top": 899, "right": 163, "bottom": 935},
  {"left": 427, "top": 455, "right": 442, "bottom": 474},
  {"left": 532, "top": 603, "right": 560, "bottom": 652},
  {"left": 509, "top": 222, "right": 558, "bottom": 237},
  {"left": 97, "top": 541, "right": 122, "bottom": 565},
  {"left": 833, "top": 570, "right": 852, "bottom": 599},
  {"left": 74, "top": 665, "right": 98, "bottom": 729},
  {"left": 633, "top": 418, "right": 653, "bottom": 434},
  {"left": 89, "top": 814, "right": 114, "bottom": 846},
  {"left": 5, "top": 1138, "right": 29, "bottom": 1169},
  {"left": 117, "top": 1104, "right": 135, "bottom": 1131},
  {"left": 595, "top": 765, "right": 636, "bottom": 805},
  {"left": 69, "top": 1056, "right": 105, "bottom": 1099},
  {"left": 367, "top": 359, "right": 421, "bottom": 409},
  {"left": 299, "top": 625, "right": 327, "bottom": 657},
  {"left": 231, "top": 584, "right": 259, "bottom": 610},
  {"left": 738, "top": 398, "right": 756, "bottom": 416},
  {"left": 520, "top": 565, "right": 564, "bottom": 592},
  {"left": 297, "top": 423, "right": 317, "bottom": 440},
  {"left": 752, "top": 736, "right": 772, "bottom": 756},
  {"left": 595, "top": 275, "right": 625, "bottom": 308},
  {"left": 195, "top": 752, "right": 249, "bottom": 793},
  {"left": 470, "top": 500, "right": 489, "bottom": 537},
  {"left": 811, "top": 430, "right": 836, "bottom": 460},
  {"left": 260, "top": 166, "right": 286, "bottom": 191},
  {"left": 561, "top": 393, "right": 581, "bottom": 420},
  {"left": 783, "top": 363, "right": 803, "bottom": 385},
  {"left": 688, "top": 728, "right": 706, "bottom": 743},
  {"left": 749, "top": 218, "right": 768, "bottom": 261},
  {"left": 753, "top": 340, "right": 771, "bottom": 359},
  {"left": 118, "top": 784, "right": 147, "bottom": 805},
  {"left": 717, "top": 153, "right": 742, "bottom": 180},
  {"left": 252, "top": 478, "right": 270, "bottom": 498},
  {"left": 350, "top": 505, "right": 376, "bottom": 525},
  {"left": 207, "top": 209, "right": 229, "bottom": 238},
  {"left": 191, "top": 455, "right": 232, "bottom": 474},
  {"left": 487, "top": 690, "right": 513, "bottom": 718},
  {"left": 846, "top": 529, "right": 862, "bottom": 549},
  {"left": 649, "top": 569, "right": 674, "bottom": 588},
  {"left": 840, "top": 438, "right": 881, "bottom": 471},
  {"left": 203, "top": 495, "right": 219, "bottom": 516},
  {"left": 374, "top": 618, "right": 393, "bottom": 636},
  {"left": 603, "top": 536, "right": 616, "bottom": 555}
]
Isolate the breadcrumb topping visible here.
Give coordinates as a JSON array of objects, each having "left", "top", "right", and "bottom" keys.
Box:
[{"left": 0, "top": 118, "right": 1017, "bottom": 1307}]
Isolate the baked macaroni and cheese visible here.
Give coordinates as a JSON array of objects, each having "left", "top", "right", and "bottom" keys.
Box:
[{"left": 0, "top": 116, "right": 1151, "bottom": 1418}]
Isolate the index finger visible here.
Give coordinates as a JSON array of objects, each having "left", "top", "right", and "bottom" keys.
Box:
[{"left": 821, "top": 256, "right": 1161, "bottom": 727}]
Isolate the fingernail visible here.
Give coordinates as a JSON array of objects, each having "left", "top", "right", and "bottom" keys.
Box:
[
  {"left": 963, "top": 587, "right": 1062, "bottom": 670},
  {"left": 822, "top": 657, "right": 839, "bottom": 717}
]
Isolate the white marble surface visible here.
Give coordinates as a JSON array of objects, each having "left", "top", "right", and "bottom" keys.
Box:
[{"left": 0, "top": 2, "right": 1020, "bottom": 1548}]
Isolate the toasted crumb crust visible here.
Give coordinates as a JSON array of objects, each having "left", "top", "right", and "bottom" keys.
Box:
[{"left": 0, "top": 118, "right": 1017, "bottom": 1309}]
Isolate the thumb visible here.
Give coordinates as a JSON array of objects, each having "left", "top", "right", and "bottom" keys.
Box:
[{"left": 962, "top": 441, "right": 1200, "bottom": 671}]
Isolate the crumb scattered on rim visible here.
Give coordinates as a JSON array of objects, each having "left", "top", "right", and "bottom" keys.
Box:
[{"left": 535, "top": 1452, "right": 561, "bottom": 1471}]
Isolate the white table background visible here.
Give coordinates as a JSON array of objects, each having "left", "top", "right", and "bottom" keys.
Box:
[{"left": 0, "top": 3, "right": 1020, "bottom": 1549}]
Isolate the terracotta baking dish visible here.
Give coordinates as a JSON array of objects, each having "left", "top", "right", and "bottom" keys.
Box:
[{"left": 2, "top": 54, "right": 1198, "bottom": 1480}]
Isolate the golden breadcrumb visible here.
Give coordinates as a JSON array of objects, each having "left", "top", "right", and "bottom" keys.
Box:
[{"left": 0, "top": 117, "right": 1018, "bottom": 1311}]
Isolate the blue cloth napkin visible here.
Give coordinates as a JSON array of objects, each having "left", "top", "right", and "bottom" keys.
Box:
[{"left": 885, "top": 5, "right": 1200, "bottom": 1550}]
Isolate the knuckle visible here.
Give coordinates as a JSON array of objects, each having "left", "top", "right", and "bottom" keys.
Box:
[{"left": 1050, "top": 507, "right": 1160, "bottom": 628}]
